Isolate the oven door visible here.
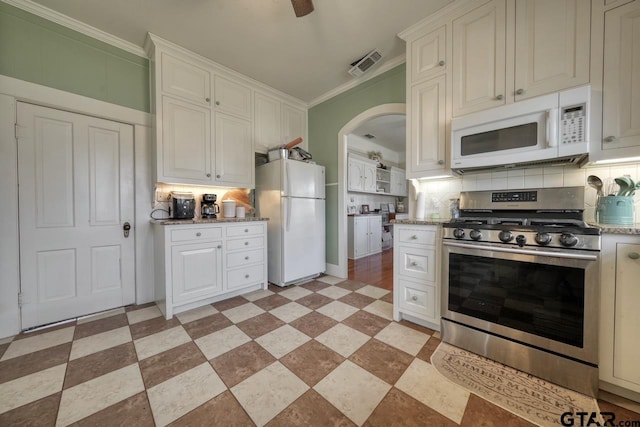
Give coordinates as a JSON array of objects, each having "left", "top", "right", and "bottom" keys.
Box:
[{"left": 442, "top": 240, "right": 599, "bottom": 365}]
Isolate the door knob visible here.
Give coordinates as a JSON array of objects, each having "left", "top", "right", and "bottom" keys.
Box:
[
  {"left": 629, "top": 252, "right": 639, "bottom": 260},
  {"left": 123, "top": 222, "right": 131, "bottom": 238}
]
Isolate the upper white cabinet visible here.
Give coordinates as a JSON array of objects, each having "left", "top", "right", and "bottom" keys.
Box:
[
  {"left": 254, "top": 91, "right": 307, "bottom": 154},
  {"left": 390, "top": 169, "right": 408, "bottom": 196},
  {"left": 213, "top": 75, "right": 252, "bottom": 119},
  {"left": 161, "top": 52, "right": 211, "bottom": 106},
  {"left": 347, "top": 154, "right": 377, "bottom": 193},
  {"left": 410, "top": 25, "right": 447, "bottom": 83},
  {"left": 214, "top": 113, "right": 253, "bottom": 187}
]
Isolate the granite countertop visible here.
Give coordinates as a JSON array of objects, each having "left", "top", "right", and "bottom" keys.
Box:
[
  {"left": 589, "top": 223, "right": 640, "bottom": 235},
  {"left": 151, "top": 217, "right": 269, "bottom": 225},
  {"left": 348, "top": 213, "right": 383, "bottom": 217},
  {"left": 391, "top": 218, "right": 450, "bottom": 226}
]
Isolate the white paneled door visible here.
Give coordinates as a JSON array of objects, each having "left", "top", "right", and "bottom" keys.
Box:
[{"left": 17, "top": 103, "right": 135, "bottom": 329}]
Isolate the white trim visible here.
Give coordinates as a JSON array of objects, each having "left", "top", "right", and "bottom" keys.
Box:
[
  {"left": 1, "top": 0, "right": 147, "bottom": 58},
  {"left": 308, "top": 54, "right": 406, "bottom": 108},
  {"left": 324, "top": 263, "right": 342, "bottom": 278},
  {"left": 398, "top": 0, "right": 477, "bottom": 42},
  {"left": 336, "top": 103, "right": 406, "bottom": 280}
]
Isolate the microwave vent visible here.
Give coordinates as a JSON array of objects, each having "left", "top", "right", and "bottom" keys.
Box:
[{"left": 453, "top": 154, "right": 588, "bottom": 175}]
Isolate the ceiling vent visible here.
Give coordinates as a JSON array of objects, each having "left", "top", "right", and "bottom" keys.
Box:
[{"left": 348, "top": 49, "right": 383, "bottom": 77}]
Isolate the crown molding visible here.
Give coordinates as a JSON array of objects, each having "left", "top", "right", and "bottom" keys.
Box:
[
  {"left": 308, "top": 53, "right": 406, "bottom": 108},
  {"left": 2, "top": 0, "right": 147, "bottom": 58}
]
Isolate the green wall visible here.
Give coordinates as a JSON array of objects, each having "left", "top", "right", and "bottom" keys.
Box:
[
  {"left": 308, "top": 64, "right": 406, "bottom": 265},
  {"left": 0, "top": 2, "right": 149, "bottom": 112}
]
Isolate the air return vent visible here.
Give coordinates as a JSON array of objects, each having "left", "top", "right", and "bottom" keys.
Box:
[{"left": 348, "top": 49, "right": 383, "bottom": 77}]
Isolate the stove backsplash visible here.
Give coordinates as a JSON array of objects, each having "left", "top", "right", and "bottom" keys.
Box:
[{"left": 415, "top": 162, "right": 640, "bottom": 223}]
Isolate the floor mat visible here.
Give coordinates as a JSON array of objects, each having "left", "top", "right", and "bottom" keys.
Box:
[{"left": 431, "top": 342, "right": 600, "bottom": 427}]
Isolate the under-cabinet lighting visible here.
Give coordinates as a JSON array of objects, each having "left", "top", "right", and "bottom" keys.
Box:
[
  {"left": 592, "top": 156, "right": 640, "bottom": 165},
  {"left": 417, "top": 175, "right": 455, "bottom": 181}
]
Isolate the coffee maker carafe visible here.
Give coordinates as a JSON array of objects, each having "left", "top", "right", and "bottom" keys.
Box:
[{"left": 201, "top": 194, "right": 219, "bottom": 219}]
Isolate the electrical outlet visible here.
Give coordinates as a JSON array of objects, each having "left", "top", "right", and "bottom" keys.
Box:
[{"left": 155, "top": 190, "right": 171, "bottom": 202}]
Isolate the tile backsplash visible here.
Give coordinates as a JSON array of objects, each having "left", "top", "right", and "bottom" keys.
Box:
[{"left": 414, "top": 162, "right": 640, "bottom": 223}]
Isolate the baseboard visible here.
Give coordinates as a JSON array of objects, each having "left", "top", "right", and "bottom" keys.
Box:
[
  {"left": 324, "top": 263, "right": 346, "bottom": 279},
  {"left": 599, "top": 382, "right": 640, "bottom": 409}
]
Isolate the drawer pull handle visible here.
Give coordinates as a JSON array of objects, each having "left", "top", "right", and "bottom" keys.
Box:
[
  {"left": 410, "top": 261, "right": 418, "bottom": 266},
  {"left": 245, "top": 228, "right": 249, "bottom": 232},
  {"left": 244, "top": 241, "right": 249, "bottom": 246},
  {"left": 196, "top": 232, "right": 202, "bottom": 237},
  {"left": 411, "top": 235, "right": 418, "bottom": 240},
  {"left": 245, "top": 274, "right": 250, "bottom": 278},
  {"left": 629, "top": 252, "right": 640, "bottom": 260},
  {"left": 245, "top": 256, "right": 249, "bottom": 260},
  {"left": 411, "top": 295, "right": 418, "bottom": 301}
]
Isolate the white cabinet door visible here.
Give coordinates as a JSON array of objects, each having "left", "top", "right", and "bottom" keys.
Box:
[
  {"left": 354, "top": 217, "right": 370, "bottom": 258},
  {"left": 410, "top": 25, "right": 447, "bottom": 83},
  {"left": 368, "top": 216, "right": 382, "bottom": 254},
  {"left": 213, "top": 75, "right": 252, "bottom": 119},
  {"left": 160, "top": 96, "right": 212, "bottom": 183},
  {"left": 161, "top": 52, "right": 211, "bottom": 105},
  {"left": 362, "top": 162, "right": 378, "bottom": 193},
  {"left": 171, "top": 241, "right": 223, "bottom": 304},
  {"left": 254, "top": 92, "right": 281, "bottom": 154},
  {"left": 390, "top": 169, "right": 407, "bottom": 196},
  {"left": 348, "top": 156, "right": 364, "bottom": 192},
  {"left": 282, "top": 103, "right": 306, "bottom": 146},
  {"left": 214, "top": 112, "right": 253, "bottom": 188}
]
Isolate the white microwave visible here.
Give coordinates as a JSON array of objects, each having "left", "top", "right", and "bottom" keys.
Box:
[{"left": 451, "top": 86, "right": 591, "bottom": 173}]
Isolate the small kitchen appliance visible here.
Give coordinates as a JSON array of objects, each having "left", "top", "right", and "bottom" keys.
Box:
[
  {"left": 201, "top": 193, "right": 219, "bottom": 219},
  {"left": 171, "top": 192, "right": 195, "bottom": 219},
  {"left": 222, "top": 200, "right": 236, "bottom": 218}
]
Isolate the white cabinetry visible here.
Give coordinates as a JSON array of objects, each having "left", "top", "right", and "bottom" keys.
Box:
[
  {"left": 161, "top": 52, "right": 211, "bottom": 105},
  {"left": 254, "top": 91, "right": 307, "bottom": 154},
  {"left": 390, "top": 169, "right": 408, "bottom": 196},
  {"left": 214, "top": 113, "right": 252, "bottom": 187},
  {"left": 393, "top": 224, "right": 439, "bottom": 329},
  {"left": 348, "top": 215, "right": 382, "bottom": 259},
  {"left": 213, "top": 75, "right": 252, "bottom": 119},
  {"left": 154, "top": 221, "right": 268, "bottom": 319},
  {"left": 600, "top": 233, "right": 640, "bottom": 400},
  {"left": 347, "top": 154, "right": 377, "bottom": 193}
]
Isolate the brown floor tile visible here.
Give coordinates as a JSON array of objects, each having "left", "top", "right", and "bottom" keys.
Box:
[
  {"left": 182, "top": 313, "right": 233, "bottom": 340},
  {"left": 399, "top": 319, "right": 435, "bottom": 335},
  {"left": 266, "top": 389, "right": 355, "bottom": 427},
  {"left": 125, "top": 302, "right": 157, "bottom": 312},
  {"left": 169, "top": 390, "right": 255, "bottom": 426},
  {"left": 0, "top": 342, "right": 70, "bottom": 384},
  {"left": 300, "top": 280, "right": 331, "bottom": 292},
  {"left": 279, "top": 340, "right": 344, "bottom": 387},
  {"left": 349, "top": 339, "right": 413, "bottom": 385},
  {"left": 236, "top": 313, "right": 285, "bottom": 339},
  {"left": 14, "top": 322, "right": 76, "bottom": 340},
  {"left": 213, "top": 296, "right": 249, "bottom": 311},
  {"left": 380, "top": 292, "right": 393, "bottom": 304},
  {"left": 364, "top": 388, "right": 457, "bottom": 427},
  {"left": 0, "top": 392, "right": 61, "bottom": 427},
  {"left": 268, "top": 284, "right": 286, "bottom": 293},
  {"left": 252, "top": 294, "right": 290, "bottom": 311},
  {"left": 130, "top": 316, "right": 180, "bottom": 340},
  {"left": 73, "top": 313, "right": 129, "bottom": 340},
  {"left": 69, "top": 391, "right": 154, "bottom": 427},
  {"left": 342, "top": 311, "right": 391, "bottom": 337},
  {"left": 210, "top": 341, "right": 276, "bottom": 388},
  {"left": 0, "top": 342, "right": 8, "bottom": 359},
  {"left": 598, "top": 400, "right": 640, "bottom": 422},
  {"left": 416, "top": 337, "right": 441, "bottom": 363},
  {"left": 64, "top": 342, "right": 137, "bottom": 389},
  {"left": 289, "top": 312, "right": 337, "bottom": 338},
  {"left": 338, "top": 292, "right": 376, "bottom": 309},
  {"left": 295, "top": 293, "right": 333, "bottom": 310},
  {"left": 336, "top": 279, "right": 367, "bottom": 291},
  {"left": 139, "top": 341, "right": 207, "bottom": 389},
  {"left": 459, "top": 394, "right": 537, "bottom": 427}
]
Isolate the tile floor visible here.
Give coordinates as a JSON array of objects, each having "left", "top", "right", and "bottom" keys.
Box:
[{"left": 0, "top": 276, "right": 638, "bottom": 426}]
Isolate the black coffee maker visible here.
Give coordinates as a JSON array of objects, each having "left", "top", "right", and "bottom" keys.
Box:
[{"left": 201, "top": 194, "right": 219, "bottom": 219}]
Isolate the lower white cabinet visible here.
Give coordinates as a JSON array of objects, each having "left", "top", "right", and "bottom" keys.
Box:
[
  {"left": 154, "top": 221, "right": 268, "bottom": 319},
  {"left": 393, "top": 224, "right": 440, "bottom": 329},
  {"left": 600, "top": 233, "right": 640, "bottom": 400},
  {"left": 348, "top": 215, "right": 382, "bottom": 259}
]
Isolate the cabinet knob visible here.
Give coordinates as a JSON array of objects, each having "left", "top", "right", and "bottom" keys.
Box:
[
  {"left": 245, "top": 256, "right": 249, "bottom": 260},
  {"left": 411, "top": 295, "right": 418, "bottom": 301},
  {"left": 516, "top": 88, "right": 525, "bottom": 95},
  {"left": 438, "top": 60, "right": 445, "bottom": 66},
  {"left": 496, "top": 94, "right": 503, "bottom": 100},
  {"left": 410, "top": 261, "right": 418, "bottom": 266},
  {"left": 604, "top": 136, "right": 616, "bottom": 143},
  {"left": 244, "top": 241, "right": 249, "bottom": 246},
  {"left": 216, "top": 174, "right": 221, "bottom": 179},
  {"left": 215, "top": 101, "right": 220, "bottom": 106},
  {"left": 245, "top": 274, "right": 250, "bottom": 278},
  {"left": 205, "top": 97, "right": 210, "bottom": 103},
  {"left": 206, "top": 173, "right": 211, "bottom": 178},
  {"left": 196, "top": 232, "right": 202, "bottom": 237},
  {"left": 438, "top": 160, "right": 444, "bottom": 165},
  {"left": 411, "top": 235, "right": 418, "bottom": 239},
  {"left": 217, "top": 245, "right": 222, "bottom": 249},
  {"left": 245, "top": 229, "right": 249, "bottom": 232},
  {"left": 629, "top": 252, "right": 640, "bottom": 260}
]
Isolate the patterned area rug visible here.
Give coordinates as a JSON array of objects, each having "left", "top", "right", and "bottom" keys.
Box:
[{"left": 431, "top": 342, "right": 600, "bottom": 427}]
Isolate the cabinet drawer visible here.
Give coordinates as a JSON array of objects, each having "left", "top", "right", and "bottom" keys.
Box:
[
  {"left": 397, "top": 247, "right": 436, "bottom": 281},
  {"left": 397, "top": 227, "right": 436, "bottom": 246},
  {"left": 227, "top": 264, "right": 264, "bottom": 290},
  {"left": 398, "top": 279, "right": 436, "bottom": 319},
  {"left": 226, "top": 223, "right": 265, "bottom": 237},
  {"left": 226, "top": 236, "right": 265, "bottom": 251},
  {"left": 226, "top": 248, "right": 264, "bottom": 268},
  {"left": 171, "top": 227, "right": 223, "bottom": 242}
]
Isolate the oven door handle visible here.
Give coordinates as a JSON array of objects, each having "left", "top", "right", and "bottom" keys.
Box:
[{"left": 443, "top": 241, "right": 598, "bottom": 261}]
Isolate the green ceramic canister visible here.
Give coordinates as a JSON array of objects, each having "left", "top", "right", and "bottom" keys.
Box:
[{"left": 596, "top": 196, "right": 635, "bottom": 225}]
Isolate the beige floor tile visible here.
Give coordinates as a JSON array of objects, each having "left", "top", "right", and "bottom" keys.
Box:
[
  {"left": 314, "top": 360, "right": 391, "bottom": 425},
  {"left": 231, "top": 361, "right": 309, "bottom": 426},
  {"left": 242, "top": 288, "right": 274, "bottom": 302},
  {"left": 194, "top": 325, "right": 251, "bottom": 360},
  {"left": 395, "top": 358, "right": 470, "bottom": 424},
  {"left": 147, "top": 362, "right": 226, "bottom": 426},
  {"left": 316, "top": 286, "right": 351, "bottom": 300},
  {"left": 315, "top": 301, "right": 359, "bottom": 322},
  {"left": 433, "top": 331, "right": 441, "bottom": 339},
  {"left": 1, "top": 327, "right": 74, "bottom": 361},
  {"left": 134, "top": 326, "right": 191, "bottom": 361},
  {"left": 316, "top": 275, "right": 344, "bottom": 285},
  {"left": 126, "top": 305, "right": 162, "bottom": 325},
  {"left": 0, "top": 336, "right": 14, "bottom": 345},
  {"left": 56, "top": 364, "right": 144, "bottom": 426},
  {"left": 363, "top": 300, "right": 393, "bottom": 320},
  {"left": 0, "top": 364, "right": 66, "bottom": 414},
  {"left": 268, "top": 302, "right": 312, "bottom": 323},
  {"left": 221, "top": 303, "right": 265, "bottom": 324},
  {"left": 76, "top": 307, "right": 125, "bottom": 325},
  {"left": 70, "top": 326, "right": 132, "bottom": 360},
  {"left": 315, "top": 324, "right": 370, "bottom": 358},
  {"left": 278, "top": 286, "right": 313, "bottom": 301},
  {"left": 255, "top": 325, "right": 311, "bottom": 359},
  {"left": 175, "top": 305, "right": 218, "bottom": 324},
  {"left": 375, "top": 322, "right": 430, "bottom": 356},
  {"left": 356, "top": 285, "right": 390, "bottom": 299}
]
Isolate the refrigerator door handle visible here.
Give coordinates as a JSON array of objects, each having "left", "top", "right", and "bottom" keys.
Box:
[
  {"left": 285, "top": 162, "right": 291, "bottom": 197},
  {"left": 286, "top": 197, "right": 291, "bottom": 232}
]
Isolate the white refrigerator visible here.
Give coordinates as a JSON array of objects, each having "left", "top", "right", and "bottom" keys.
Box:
[{"left": 255, "top": 159, "right": 325, "bottom": 287}]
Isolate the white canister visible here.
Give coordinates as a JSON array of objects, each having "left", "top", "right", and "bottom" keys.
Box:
[
  {"left": 222, "top": 200, "right": 236, "bottom": 218},
  {"left": 415, "top": 192, "right": 426, "bottom": 219},
  {"left": 236, "top": 206, "right": 246, "bottom": 218}
]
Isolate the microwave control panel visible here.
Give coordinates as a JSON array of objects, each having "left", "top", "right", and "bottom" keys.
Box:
[{"left": 560, "top": 103, "right": 586, "bottom": 145}]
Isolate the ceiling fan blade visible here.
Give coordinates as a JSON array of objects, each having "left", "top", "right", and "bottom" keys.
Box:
[{"left": 291, "top": 0, "right": 314, "bottom": 17}]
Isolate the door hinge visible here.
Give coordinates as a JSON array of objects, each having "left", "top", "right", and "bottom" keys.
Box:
[
  {"left": 18, "top": 292, "right": 24, "bottom": 307},
  {"left": 15, "top": 123, "right": 27, "bottom": 140}
]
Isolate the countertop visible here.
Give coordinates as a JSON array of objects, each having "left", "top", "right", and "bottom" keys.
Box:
[
  {"left": 391, "top": 218, "right": 450, "bottom": 226},
  {"left": 151, "top": 217, "right": 269, "bottom": 225}
]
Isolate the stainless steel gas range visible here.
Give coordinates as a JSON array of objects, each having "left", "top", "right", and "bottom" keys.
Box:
[{"left": 441, "top": 186, "right": 601, "bottom": 397}]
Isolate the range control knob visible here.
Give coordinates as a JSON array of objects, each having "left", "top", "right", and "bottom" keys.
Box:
[
  {"left": 535, "top": 232, "right": 552, "bottom": 246},
  {"left": 515, "top": 235, "right": 527, "bottom": 247},
  {"left": 469, "top": 229, "right": 482, "bottom": 241},
  {"left": 498, "top": 231, "right": 514, "bottom": 243},
  {"left": 453, "top": 228, "right": 466, "bottom": 239},
  {"left": 559, "top": 232, "right": 579, "bottom": 247}
]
